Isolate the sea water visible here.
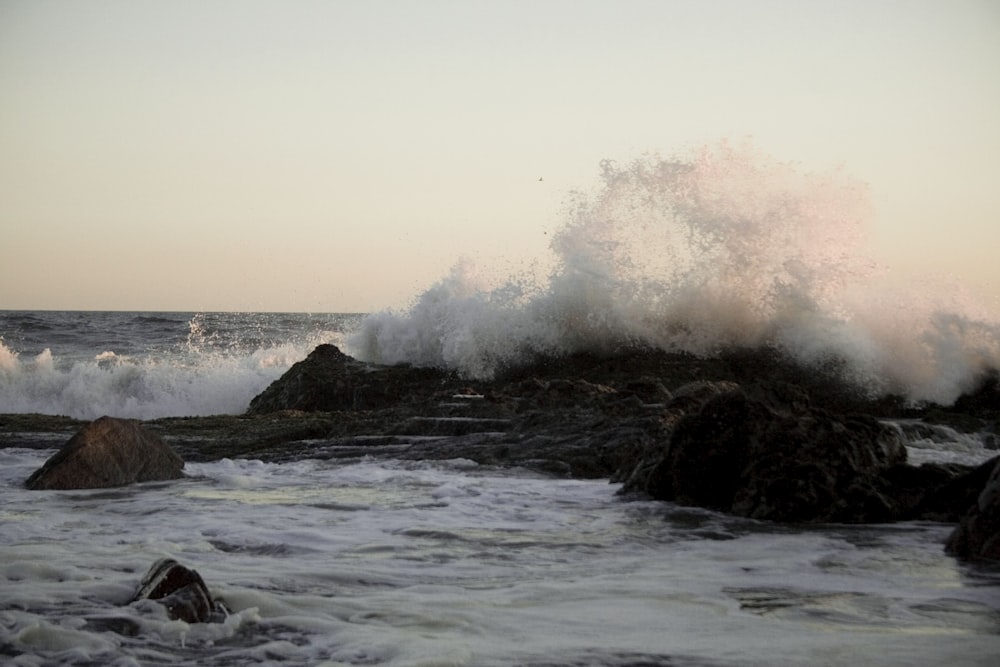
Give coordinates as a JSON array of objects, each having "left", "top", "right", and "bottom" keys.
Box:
[
  {"left": 0, "top": 311, "right": 362, "bottom": 419},
  {"left": 2, "top": 450, "right": 999, "bottom": 666},
  {"left": 1, "top": 308, "right": 998, "bottom": 665}
]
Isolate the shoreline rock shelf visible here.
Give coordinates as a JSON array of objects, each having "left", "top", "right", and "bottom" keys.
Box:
[{"left": 8, "top": 343, "right": 1000, "bottom": 561}]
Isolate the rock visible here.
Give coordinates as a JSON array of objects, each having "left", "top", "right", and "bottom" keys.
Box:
[
  {"left": 881, "top": 459, "right": 995, "bottom": 522},
  {"left": 131, "top": 558, "right": 228, "bottom": 623},
  {"left": 613, "top": 380, "right": 738, "bottom": 488},
  {"left": 619, "top": 384, "right": 909, "bottom": 523},
  {"left": 951, "top": 369, "right": 1000, "bottom": 420},
  {"left": 24, "top": 416, "right": 184, "bottom": 490},
  {"left": 946, "top": 456, "right": 1000, "bottom": 561},
  {"left": 247, "top": 343, "right": 453, "bottom": 414}
]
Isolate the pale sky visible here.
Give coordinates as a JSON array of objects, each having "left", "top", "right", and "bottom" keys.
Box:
[{"left": 1, "top": 0, "right": 998, "bottom": 313}]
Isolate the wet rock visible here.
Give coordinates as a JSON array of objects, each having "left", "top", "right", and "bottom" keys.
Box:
[
  {"left": 613, "top": 380, "right": 738, "bottom": 488},
  {"left": 946, "top": 456, "right": 1000, "bottom": 561},
  {"left": 619, "top": 384, "right": 909, "bottom": 523},
  {"left": 247, "top": 343, "right": 454, "bottom": 413},
  {"left": 951, "top": 369, "right": 1000, "bottom": 420},
  {"left": 881, "top": 459, "right": 995, "bottom": 522},
  {"left": 24, "top": 416, "right": 184, "bottom": 490},
  {"left": 131, "top": 558, "right": 229, "bottom": 623}
]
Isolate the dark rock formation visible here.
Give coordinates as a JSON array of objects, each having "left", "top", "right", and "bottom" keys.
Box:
[
  {"left": 612, "top": 380, "right": 739, "bottom": 487},
  {"left": 131, "top": 558, "right": 228, "bottom": 623},
  {"left": 881, "top": 458, "right": 997, "bottom": 522},
  {"left": 9, "top": 344, "right": 995, "bottom": 533},
  {"left": 618, "top": 384, "right": 908, "bottom": 523},
  {"left": 946, "top": 457, "right": 1000, "bottom": 561},
  {"left": 25, "top": 416, "right": 184, "bottom": 490},
  {"left": 247, "top": 343, "right": 454, "bottom": 414},
  {"left": 241, "top": 344, "right": 997, "bottom": 525},
  {"left": 951, "top": 369, "right": 1000, "bottom": 420}
]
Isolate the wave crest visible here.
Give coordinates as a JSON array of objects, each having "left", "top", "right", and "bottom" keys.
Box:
[{"left": 348, "top": 141, "right": 1000, "bottom": 404}]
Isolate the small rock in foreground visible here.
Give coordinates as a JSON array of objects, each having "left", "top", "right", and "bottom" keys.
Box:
[{"left": 131, "top": 558, "right": 229, "bottom": 623}]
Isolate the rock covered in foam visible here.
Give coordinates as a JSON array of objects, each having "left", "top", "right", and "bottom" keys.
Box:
[
  {"left": 24, "top": 416, "right": 184, "bottom": 490},
  {"left": 946, "top": 456, "right": 1000, "bottom": 562}
]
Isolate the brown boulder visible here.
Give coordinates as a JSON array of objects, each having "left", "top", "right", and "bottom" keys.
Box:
[{"left": 25, "top": 416, "right": 184, "bottom": 490}]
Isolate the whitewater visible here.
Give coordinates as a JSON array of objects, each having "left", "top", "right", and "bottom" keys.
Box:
[
  {"left": 2, "top": 449, "right": 999, "bottom": 666},
  {"left": 0, "top": 311, "right": 361, "bottom": 420},
  {"left": 2, "top": 142, "right": 999, "bottom": 665},
  {"left": 352, "top": 142, "right": 1000, "bottom": 406}
]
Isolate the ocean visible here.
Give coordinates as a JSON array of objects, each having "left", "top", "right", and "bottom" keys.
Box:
[
  {"left": 2, "top": 313, "right": 999, "bottom": 666},
  {"left": 0, "top": 311, "right": 363, "bottom": 420},
  {"left": 3, "top": 143, "right": 1000, "bottom": 664}
]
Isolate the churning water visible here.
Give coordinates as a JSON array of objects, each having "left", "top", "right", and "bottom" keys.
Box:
[{"left": 2, "top": 450, "right": 999, "bottom": 666}]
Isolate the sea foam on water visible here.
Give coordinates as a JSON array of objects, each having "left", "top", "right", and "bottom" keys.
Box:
[
  {"left": 0, "top": 314, "right": 353, "bottom": 419},
  {"left": 350, "top": 141, "right": 1000, "bottom": 405}
]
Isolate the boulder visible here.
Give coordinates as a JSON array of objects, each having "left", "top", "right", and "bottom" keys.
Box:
[
  {"left": 945, "top": 456, "right": 1000, "bottom": 561},
  {"left": 247, "top": 343, "right": 453, "bottom": 414},
  {"left": 25, "top": 416, "right": 184, "bottom": 490},
  {"left": 131, "top": 558, "right": 228, "bottom": 623},
  {"left": 613, "top": 380, "right": 739, "bottom": 488},
  {"left": 881, "top": 458, "right": 996, "bottom": 522},
  {"left": 619, "top": 384, "right": 909, "bottom": 523}
]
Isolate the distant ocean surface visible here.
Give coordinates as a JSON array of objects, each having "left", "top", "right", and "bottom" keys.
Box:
[{"left": 0, "top": 311, "right": 364, "bottom": 419}]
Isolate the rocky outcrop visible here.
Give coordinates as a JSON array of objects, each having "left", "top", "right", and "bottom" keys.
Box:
[
  {"left": 131, "top": 558, "right": 229, "bottom": 623},
  {"left": 946, "top": 457, "right": 1000, "bottom": 561},
  {"left": 618, "top": 384, "right": 908, "bottom": 523},
  {"left": 881, "top": 458, "right": 997, "bottom": 522},
  {"left": 246, "top": 343, "right": 454, "bottom": 414},
  {"left": 612, "top": 380, "right": 740, "bottom": 487},
  {"left": 25, "top": 416, "right": 184, "bottom": 490},
  {"left": 9, "top": 343, "right": 995, "bottom": 532}
]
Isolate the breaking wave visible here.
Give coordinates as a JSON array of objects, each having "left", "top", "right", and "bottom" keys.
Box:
[
  {"left": 0, "top": 313, "right": 356, "bottom": 419},
  {"left": 348, "top": 141, "right": 1000, "bottom": 404}
]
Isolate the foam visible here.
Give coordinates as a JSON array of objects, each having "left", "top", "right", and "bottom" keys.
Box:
[
  {"left": 348, "top": 141, "right": 1000, "bottom": 404},
  {"left": 2, "top": 450, "right": 998, "bottom": 666},
  {"left": 0, "top": 323, "right": 344, "bottom": 419}
]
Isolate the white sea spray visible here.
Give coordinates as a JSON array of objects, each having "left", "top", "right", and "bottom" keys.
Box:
[
  {"left": 349, "top": 141, "right": 1000, "bottom": 404},
  {"left": 0, "top": 312, "right": 359, "bottom": 419}
]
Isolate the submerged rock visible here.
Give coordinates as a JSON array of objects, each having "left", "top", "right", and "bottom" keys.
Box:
[
  {"left": 131, "top": 558, "right": 229, "bottom": 623},
  {"left": 24, "top": 416, "right": 184, "bottom": 490},
  {"left": 946, "top": 456, "right": 1000, "bottom": 562}
]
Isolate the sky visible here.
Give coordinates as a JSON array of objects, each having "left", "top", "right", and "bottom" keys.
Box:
[{"left": 1, "top": 0, "right": 998, "bottom": 314}]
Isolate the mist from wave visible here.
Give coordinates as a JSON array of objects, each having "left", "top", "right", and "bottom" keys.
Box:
[
  {"left": 348, "top": 141, "right": 1000, "bottom": 405},
  {"left": 0, "top": 312, "right": 362, "bottom": 420}
]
